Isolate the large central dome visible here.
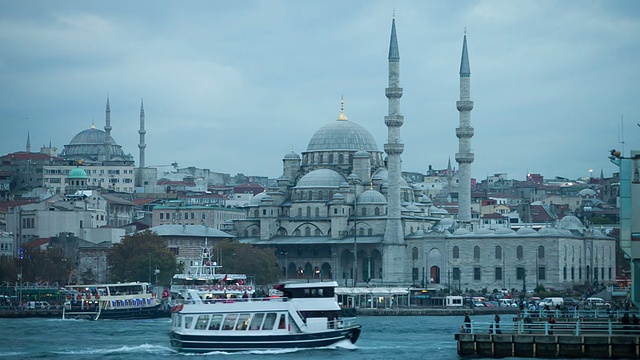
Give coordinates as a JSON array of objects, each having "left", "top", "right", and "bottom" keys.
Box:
[
  {"left": 306, "top": 119, "right": 379, "bottom": 152},
  {"left": 69, "top": 128, "right": 118, "bottom": 146}
]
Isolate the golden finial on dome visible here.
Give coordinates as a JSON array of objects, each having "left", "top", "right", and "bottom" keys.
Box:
[
  {"left": 337, "top": 95, "right": 348, "bottom": 121},
  {"left": 90, "top": 118, "right": 96, "bottom": 129}
]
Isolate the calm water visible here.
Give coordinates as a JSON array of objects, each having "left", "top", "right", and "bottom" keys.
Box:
[{"left": 0, "top": 314, "right": 567, "bottom": 359}]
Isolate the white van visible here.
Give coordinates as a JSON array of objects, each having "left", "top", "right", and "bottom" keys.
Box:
[
  {"left": 27, "top": 301, "right": 51, "bottom": 309},
  {"left": 498, "top": 299, "right": 517, "bottom": 307},
  {"left": 586, "top": 297, "right": 610, "bottom": 308},
  {"left": 540, "top": 297, "right": 564, "bottom": 309}
]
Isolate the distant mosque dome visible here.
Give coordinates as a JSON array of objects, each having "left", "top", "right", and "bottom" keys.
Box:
[
  {"left": 306, "top": 119, "right": 379, "bottom": 152},
  {"left": 62, "top": 125, "right": 132, "bottom": 163},
  {"left": 284, "top": 150, "right": 301, "bottom": 160},
  {"left": 495, "top": 227, "right": 516, "bottom": 235},
  {"left": 249, "top": 192, "right": 269, "bottom": 205},
  {"left": 357, "top": 189, "right": 386, "bottom": 204},
  {"left": 558, "top": 215, "right": 585, "bottom": 231},
  {"left": 516, "top": 227, "right": 538, "bottom": 235},
  {"left": 296, "top": 169, "right": 346, "bottom": 188}
]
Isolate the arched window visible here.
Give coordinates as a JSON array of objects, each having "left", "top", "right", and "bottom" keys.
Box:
[
  {"left": 517, "top": 245, "right": 524, "bottom": 260},
  {"left": 297, "top": 208, "right": 302, "bottom": 217},
  {"left": 251, "top": 228, "right": 259, "bottom": 237},
  {"left": 474, "top": 246, "right": 480, "bottom": 261},
  {"left": 293, "top": 229, "right": 300, "bottom": 236},
  {"left": 318, "top": 191, "right": 324, "bottom": 200},
  {"left": 538, "top": 245, "right": 545, "bottom": 259},
  {"left": 495, "top": 245, "right": 502, "bottom": 260},
  {"left": 254, "top": 210, "right": 259, "bottom": 218},
  {"left": 361, "top": 207, "right": 366, "bottom": 216},
  {"left": 367, "top": 228, "right": 372, "bottom": 236},
  {"left": 306, "top": 206, "right": 311, "bottom": 217},
  {"left": 359, "top": 228, "right": 364, "bottom": 236},
  {"left": 328, "top": 154, "right": 334, "bottom": 163},
  {"left": 304, "top": 227, "right": 311, "bottom": 236},
  {"left": 315, "top": 208, "right": 320, "bottom": 217},
  {"left": 243, "top": 230, "right": 249, "bottom": 237},
  {"left": 319, "top": 154, "right": 323, "bottom": 163},
  {"left": 453, "top": 246, "right": 459, "bottom": 259},
  {"left": 375, "top": 207, "right": 380, "bottom": 216},
  {"left": 339, "top": 154, "right": 344, "bottom": 164},
  {"left": 412, "top": 247, "right": 419, "bottom": 261},
  {"left": 314, "top": 229, "right": 322, "bottom": 236}
]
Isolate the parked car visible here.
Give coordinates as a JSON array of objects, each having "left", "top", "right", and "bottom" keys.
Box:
[{"left": 586, "top": 297, "right": 610, "bottom": 308}]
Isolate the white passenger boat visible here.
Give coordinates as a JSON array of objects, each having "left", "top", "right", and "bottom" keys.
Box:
[
  {"left": 62, "top": 282, "right": 166, "bottom": 320},
  {"left": 170, "top": 241, "right": 255, "bottom": 303},
  {"left": 169, "top": 281, "right": 361, "bottom": 352}
]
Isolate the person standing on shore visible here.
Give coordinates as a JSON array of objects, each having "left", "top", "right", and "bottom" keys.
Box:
[{"left": 494, "top": 314, "right": 501, "bottom": 334}]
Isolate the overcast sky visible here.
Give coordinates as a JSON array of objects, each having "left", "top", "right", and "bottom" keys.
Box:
[{"left": 1, "top": 1, "right": 639, "bottom": 182}]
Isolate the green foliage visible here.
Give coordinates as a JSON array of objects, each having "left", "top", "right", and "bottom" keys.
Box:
[
  {"left": 213, "top": 240, "right": 280, "bottom": 286},
  {"left": 107, "top": 230, "right": 181, "bottom": 286},
  {"left": 15, "top": 245, "right": 73, "bottom": 284}
]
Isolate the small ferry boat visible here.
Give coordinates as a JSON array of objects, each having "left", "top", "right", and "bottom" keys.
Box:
[
  {"left": 169, "top": 281, "right": 361, "bottom": 352},
  {"left": 62, "top": 282, "right": 166, "bottom": 320},
  {"left": 170, "top": 241, "right": 255, "bottom": 303}
]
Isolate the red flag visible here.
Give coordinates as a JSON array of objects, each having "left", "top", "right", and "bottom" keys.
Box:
[{"left": 222, "top": 274, "right": 228, "bottom": 282}]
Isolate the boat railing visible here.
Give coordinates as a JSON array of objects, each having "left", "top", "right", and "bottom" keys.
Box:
[
  {"left": 521, "top": 308, "right": 622, "bottom": 319},
  {"left": 462, "top": 319, "right": 640, "bottom": 336}
]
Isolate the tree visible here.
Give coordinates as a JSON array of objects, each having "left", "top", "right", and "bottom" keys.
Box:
[
  {"left": 213, "top": 240, "right": 280, "bottom": 285},
  {"left": 107, "top": 230, "right": 181, "bottom": 286},
  {"left": 15, "top": 244, "right": 73, "bottom": 284}
]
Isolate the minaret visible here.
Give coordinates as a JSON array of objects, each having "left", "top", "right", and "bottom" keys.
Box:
[
  {"left": 138, "top": 99, "right": 146, "bottom": 168},
  {"left": 455, "top": 30, "right": 475, "bottom": 226},
  {"left": 26, "top": 131, "right": 31, "bottom": 153},
  {"left": 104, "top": 97, "right": 112, "bottom": 161},
  {"left": 382, "top": 16, "right": 406, "bottom": 285},
  {"left": 446, "top": 157, "right": 453, "bottom": 195}
]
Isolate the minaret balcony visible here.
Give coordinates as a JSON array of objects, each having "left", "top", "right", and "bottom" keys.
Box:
[
  {"left": 384, "top": 143, "right": 405, "bottom": 155},
  {"left": 456, "top": 100, "right": 474, "bottom": 111},
  {"left": 384, "top": 115, "right": 404, "bottom": 127},
  {"left": 385, "top": 87, "right": 403, "bottom": 98},
  {"left": 455, "top": 127, "right": 475, "bottom": 139},
  {"left": 455, "top": 152, "right": 475, "bottom": 164}
]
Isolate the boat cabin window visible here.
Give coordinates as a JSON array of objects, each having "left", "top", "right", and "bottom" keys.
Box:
[
  {"left": 262, "top": 313, "right": 277, "bottom": 330},
  {"left": 184, "top": 316, "right": 195, "bottom": 329},
  {"left": 249, "top": 313, "right": 265, "bottom": 330},
  {"left": 195, "top": 315, "right": 210, "bottom": 330},
  {"left": 208, "top": 315, "right": 223, "bottom": 330},
  {"left": 236, "top": 314, "right": 251, "bottom": 330},
  {"left": 277, "top": 314, "right": 286, "bottom": 329},
  {"left": 285, "top": 286, "right": 334, "bottom": 299},
  {"left": 172, "top": 314, "right": 181, "bottom": 328},
  {"left": 222, "top": 314, "right": 238, "bottom": 330}
]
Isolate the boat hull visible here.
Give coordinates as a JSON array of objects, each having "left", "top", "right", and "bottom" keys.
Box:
[
  {"left": 170, "top": 325, "right": 361, "bottom": 352},
  {"left": 64, "top": 303, "right": 169, "bottom": 320}
]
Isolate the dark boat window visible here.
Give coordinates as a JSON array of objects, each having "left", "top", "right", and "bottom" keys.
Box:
[
  {"left": 236, "top": 314, "right": 251, "bottom": 330},
  {"left": 222, "top": 314, "right": 238, "bottom": 330},
  {"left": 195, "top": 315, "right": 210, "bottom": 330},
  {"left": 184, "top": 316, "right": 194, "bottom": 329},
  {"left": 249, "top": 313, "right": 265, "bottom": 330},
  {"left": 287, "top": 287, "right": 334, "bottom": 298},
  {"left": 262, "top": 313, "right": 277, "bottom": 330},
  {"left": 277, "top": 314, "right": 286, "bottom": 329},
  {"left": 208, "top": 315, "right": 223, "bottom": 330}
]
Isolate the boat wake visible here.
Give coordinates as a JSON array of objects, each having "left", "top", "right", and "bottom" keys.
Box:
[
  {"left": 181, "top": 340, "right": 358, "bottom": 356},
  {"left": 53, "top": 343, "right": 175, "bottom": 356}
]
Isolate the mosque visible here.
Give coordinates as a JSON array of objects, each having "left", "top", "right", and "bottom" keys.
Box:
[{"left": 232, "top": 18, "right": 617, "bottom": 292}]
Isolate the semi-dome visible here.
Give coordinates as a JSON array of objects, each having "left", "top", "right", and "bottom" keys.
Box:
[
  {"left": 372, "top": 169, "right": 409, "bottom": 188},
  {"left": 516, "top": 227, "right": 538, "bottom": 235},
  {"left": 306, "top": 120, "right": 379, "bottom": 152},
  {"left": 357, "top": 189, "right": 386, "bottom": 204},
  {"left": 558, "top": 215, "right": 584, "bottom": 231},
  {"left": 296, "top": 169, "right": 346, "bottom": 188},
  {"left": 249, "top": 192, "right": 269, "bottom": 205},
  {"left": 577, "top": 188, "right": 597, "bottom": 197},
  {"left": 68, "top": 166, "right": 88, "bottom": 179}
]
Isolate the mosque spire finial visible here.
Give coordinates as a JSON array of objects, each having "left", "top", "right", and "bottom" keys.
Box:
[
  {"left": 26, "top": 130, "right": 31, "bottom": 153},
  {"left": 337, "top": 95, "right": 348, "bottom": 121}
]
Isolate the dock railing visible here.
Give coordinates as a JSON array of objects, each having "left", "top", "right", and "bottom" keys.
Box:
[{"left": 464, "top": 319, "right": 640, "bottom": 336}]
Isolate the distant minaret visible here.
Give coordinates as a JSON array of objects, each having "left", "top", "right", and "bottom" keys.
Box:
[
  {"left": 446, "top": 157, "right": 453, "bottom": 195},
  {"left": 382, "top": 16, "right": 406, "bottom": 285},
  {"left": 26, "top": 131, "right": 31, "bottom": 153},
  {"left": 455, "top": 30, "right": 475, "bottom": 225},
  {"left": 104, "top": 97, "right": 112, "bottom": 161},
  {"left": 138, "top": 99, "right": 146, "bottom": 168}
]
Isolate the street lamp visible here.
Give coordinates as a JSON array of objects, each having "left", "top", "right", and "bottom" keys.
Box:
[{"left": 154, "top": 269, "right": 160, "bottom": 284}]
